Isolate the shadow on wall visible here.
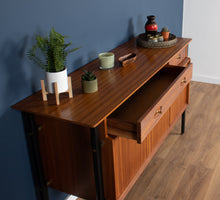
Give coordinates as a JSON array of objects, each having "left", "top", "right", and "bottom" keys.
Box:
[
  {"left": 137, "top": 15, "right": 145, "bottom": 34},
  {"left": 116, "top": 15, "right": 144, "bottom": 47},
  {"left": 0, "top": 108, "right": 36, "bottom": 200},
  {"left": 127, "top": 18, "right": 135, "bottom": 40},
  {"left": 70, "top": 17, "right": 136, "bottom": 75},
  {"left": 70, "top": 17, "right": 136, "bottom": 73},
  {"left": 0, "top": 36, "right": 44, "bottom": 117},
  {"left": 0, "top": 35, "right": 44, "bottom": 200},
  {"left": 0, "top": 35, "right": 68, "bottom": 200},
  {"left": 70, "top": 15, "right": 146, "bottom": 73},
  {"left": 117, "top": 17, "right": 135, "bottom": 46}
]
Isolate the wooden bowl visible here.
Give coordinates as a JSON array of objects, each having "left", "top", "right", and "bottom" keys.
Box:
[{"left": 118, "top": 53, "right": 136, "bottom": 67}]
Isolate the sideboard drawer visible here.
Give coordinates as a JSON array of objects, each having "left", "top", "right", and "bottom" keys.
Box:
[
  {"left": 108, "top": 63, "right": 192, "bottom": 143},
  {"left": 169, "top": 47, "right": 187, "bottom": 66}
]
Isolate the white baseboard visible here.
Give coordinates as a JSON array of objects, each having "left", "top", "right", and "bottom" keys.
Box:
[
  {"left": 192, "top": 74, "right": 220, "bottom": 85},
  {"left": 65, "top": 195, "right": 78, "bottom": 200}
]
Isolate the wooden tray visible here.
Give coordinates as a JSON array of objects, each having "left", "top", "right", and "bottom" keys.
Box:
[{"left": 136, "top": 33, "right": 177, "bottom": 49}]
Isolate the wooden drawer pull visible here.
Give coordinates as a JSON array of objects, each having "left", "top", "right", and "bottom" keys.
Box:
[
  {"left": 181, "top": 77, "right": 187, "bottom": 84},
  {"left": 47, "top": 180, "right": 53, "bottom": 186},
  {"left": 37, "top": 125, "right": 43, "bottom": 132},
  {"left": 177, "top": 55, "right": 182, "bottom": 59}
]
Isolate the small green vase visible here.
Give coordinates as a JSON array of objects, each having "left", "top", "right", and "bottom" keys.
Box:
[{"left": 82, "top": 78, "right": 98, "bottom": 93}]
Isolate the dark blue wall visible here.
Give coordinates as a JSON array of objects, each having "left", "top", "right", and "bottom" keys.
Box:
[{"left": 0, "top": 0, "right": 183, "bottom": 199}]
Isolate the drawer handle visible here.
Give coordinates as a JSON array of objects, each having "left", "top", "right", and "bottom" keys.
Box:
[
  {"left": 155, "top": 106, "right": 163, "bottom": 117},
  {"left": 181, "top": 77, "right": 187, "bottom": 84},
  {"left": 177, "top": 55, "right": 181, "bottom": 59},
  {"left": 37, "top": 125, "right": 43, "bottom": 132},
  {"left": 47, "top": 180, "right": 53, "bottom": 186}
]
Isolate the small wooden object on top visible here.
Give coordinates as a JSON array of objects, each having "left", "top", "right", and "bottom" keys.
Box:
[
  {"left": 40, "top": 76, "right": 73, "bottom": 105},
  {"left": 118, "top": 53, "right": 137, "bottom": 67}
]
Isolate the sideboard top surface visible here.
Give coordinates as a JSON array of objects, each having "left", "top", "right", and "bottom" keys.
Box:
[{"left": 12, "top": 37, "right": 191, "bottom": 127}]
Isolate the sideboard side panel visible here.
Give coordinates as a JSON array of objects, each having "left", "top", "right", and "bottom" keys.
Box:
[
  {"left": 99, "top": 120, "right": 117, "bottom": 200},
  {"left": 35, "top": 116, "right": 96, "bottom": 200}
]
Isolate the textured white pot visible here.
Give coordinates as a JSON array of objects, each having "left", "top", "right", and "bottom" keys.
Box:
[{"left": 45, "top": 68, "right": 68, "bottom": 93}]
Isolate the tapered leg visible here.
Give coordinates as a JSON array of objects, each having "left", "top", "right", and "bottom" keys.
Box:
[
  {"left": 22, "top": 112, "right": 49, "bottom": 200},
  {"left": 181, "top": 111, "right": 186, "bottom": 135},
  {"left": 90, "top": 127, "right": 105, "bottom": 200}
]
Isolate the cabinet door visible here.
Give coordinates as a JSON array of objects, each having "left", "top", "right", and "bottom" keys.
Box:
[
  {"left": 170, "top": 85, "right": 189, "bottom": 126},
  {"left": 109, "top": 107, "right": 170, "bottom": 200},
  {"left": 151, "top": 109, "right": 170, "bottom": 151}
]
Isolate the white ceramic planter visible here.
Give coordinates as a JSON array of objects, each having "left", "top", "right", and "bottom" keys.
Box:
[{"left": 45, "top": 68, "right": 68, "bottom": 93}]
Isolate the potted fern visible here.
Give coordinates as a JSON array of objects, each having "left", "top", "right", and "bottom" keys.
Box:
[
  {"left": 81, "top": 70, "right": 98, "bottom": 93},
  {"left": 28, "top": 27, "right": 80, "bottom": 93}
]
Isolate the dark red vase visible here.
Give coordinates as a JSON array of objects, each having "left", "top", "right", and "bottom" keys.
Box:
[{"left": 145, "top": 15, "right": 158, "bottom": 35}]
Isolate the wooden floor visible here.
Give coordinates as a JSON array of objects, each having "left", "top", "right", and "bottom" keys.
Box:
[{"left": 125, "top": 81, "right": 220, "bottom": 200}]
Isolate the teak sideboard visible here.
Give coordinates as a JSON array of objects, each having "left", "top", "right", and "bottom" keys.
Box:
[{"left": 13, "top": 37, "right": 192, "bottom": 200}]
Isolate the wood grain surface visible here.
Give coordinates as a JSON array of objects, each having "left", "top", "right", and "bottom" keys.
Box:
[
  {"left": 12, "top": 38, "right": 191, "bottom": 128},
  {"left": 168, "top": 47, "right": 187, "bottom": 66},
  {"left": 109, "top": 87, "right": 188, "bottom": 200},
  {"left": 108, "top": 64, "right": 192, "bottom": 143},
  {"left": 124, "top": 81, "right": 220, "bottom": 200},
  {"left": 12, "top": 37, "right": 193, "bottom": 200},
  {"left": 35, "top": 115, "right": 96, "bottom": 199}
]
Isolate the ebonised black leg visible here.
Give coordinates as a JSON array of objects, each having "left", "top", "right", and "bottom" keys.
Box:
[
  {"left": 181, "top": 111, "right": 186, "bottom": 135},
  {"left": 22, "top": 112, "right": 49, "bottom": 200},
  {"left": 90, "top": 127, "right": 105, "bottom": 200}
]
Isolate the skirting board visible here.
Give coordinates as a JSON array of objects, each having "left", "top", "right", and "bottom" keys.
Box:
[{"left": 192, "top": 74, "right": 220, "bottom": 85}]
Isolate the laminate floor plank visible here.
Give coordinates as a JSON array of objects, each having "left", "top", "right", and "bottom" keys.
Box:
[
  {"left": 155, "top": 134, "right": 179, "bottom": 159},
  {"left": 124, "top": 158, "right": 164, "bottom": 200},
  {"left": 125, "top": 81, "right": 220, "bottom": 200},
  {"left": 204, "top": 160, "right": 220, "bottom": 200},
  {"left": 140, "top": 160, "right": 186, "bottom": 200},
  {"left": 171, "top": 165, "right": 214, "bottom": 200}
]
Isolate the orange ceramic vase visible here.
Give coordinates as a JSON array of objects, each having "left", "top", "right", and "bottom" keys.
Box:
[{"left": 145, "top": 15, "right": 158, "bottom": 35}]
